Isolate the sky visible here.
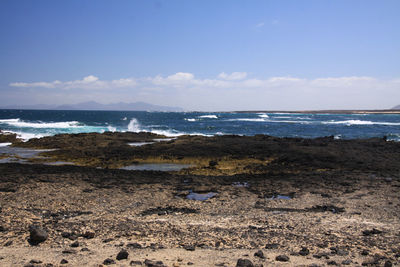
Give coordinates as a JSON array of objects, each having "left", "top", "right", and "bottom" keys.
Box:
[{"left": 0, "top": 0, "right": 399, "bottom": 111}]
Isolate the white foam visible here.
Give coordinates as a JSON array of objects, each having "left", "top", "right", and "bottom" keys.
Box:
[
  {"left": 185, "top": 118, "right": 197, "bottom": 122},
  {"left": 0, "top": 118, "right": 82, "bottom": 128},
  {"left": 0, "top": 142, "right": 12, "bottom": 147},
  {"left": 127, "top": 118, "right": 141, "bottom": 132},
  {"left": 199, "top": 115, "right": 218, "bottom": 119},
  {"left": 122, "top": 117, "right": 127, "bottom": 120},
  {"left": 107, "top": 126, "right": 117, "bottom": 132},
  {"left": 322, "top": 120, "right": 400, "bottom": 126},
  {"left": 257, "top": 113, "right": 269, "bottom": 118},
  {"left": 2, "top": 130, "right": 45, "bottom": 141},
  {"left": 227, "top": 118, "right": 266, "bottom": 122}
]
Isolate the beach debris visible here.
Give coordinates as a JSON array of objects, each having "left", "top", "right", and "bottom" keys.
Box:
[{"left": 28, "top": 225, "right": 48, "bottom": 245}]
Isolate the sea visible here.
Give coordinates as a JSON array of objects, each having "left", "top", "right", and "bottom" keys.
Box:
[{"left": 1, "top": 109, "right": 400, "bottom": 142}]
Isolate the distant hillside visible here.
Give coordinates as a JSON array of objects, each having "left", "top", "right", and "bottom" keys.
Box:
[
  {"left": 1, "top": 101, "right": 183, "bottom": 112},
  {"left": 392, "top": 105, "right": 400, "bottom": 110}
]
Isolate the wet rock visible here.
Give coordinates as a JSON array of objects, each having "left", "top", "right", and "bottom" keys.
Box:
[
  {"left": 254, "top": 250, "right": 265, "bottom": 259},
  {"left": 275, "top": 255, "right": 289, "bottom": 262},
  {"left": 103, "top": 258, "right": 116, "bottom": 265},
  {"left": 362, "top": 228, "right": 382, "bottom": 236},
  {"left": 28, "top": 225, "right": 48, "bottom": 245},
  {"left": 236, "top": 258, "right": 254, "bottom": 267},
  {"left": 70, "top": 241, "right": 79, "bottom": 247},
  {"left": 116, "top": 249, "right": 129, "bottom": 260},
  {"left": 299, "top": 247, "right": 310, "bottom": 256},
  {"left": 60, "top": 259, "right": 68, "bottom": 264}
]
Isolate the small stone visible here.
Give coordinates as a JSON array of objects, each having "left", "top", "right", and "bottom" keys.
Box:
[
  {"left": 327, "top": 261, "right": 338, "bottom": 265},
  {"left": 60, "top": 259, "right": 68, "bottom": 264},
  {"left": 62, "top": 249, "right": 76, "bottom": 254},
  {"left": 130, "top": 260, "right": 142, "bottom": 266},
  {"left": 28, "top": 225, "right": 48, "bottom": 245},
  {"left": 275, "top": 255, "right": 289, "bottom": 262},
  {"left": 116, "top": 249, "right": 129, "bottom": 260},
  {"left": 103, "top": 238, "right": 114, "bottom": 243},
  {"left": 384, "top": 260, "right": 392, "bottom": 267},
  {"left": 361, "top": 249, "right": 369, "bottom": 256},
  {"left": 144, "top": 259, "right": 165, "bottom": 267},
  {"left": 299, "top": 247, "right": 310, "bottom": 256},
  {"left": 127, "top": 242, "right": 142, "bottom": 249},
  {"left": 29, "top": 260, "right": 43, "bottom": 264},
  {"left": 173, "top": 263, "right": 179, "bottom": 267},
  {"left": 265, "top": 243, "right": 279, "bottom": 249},
  {"left": 81, "top": 247, "right": 90, "bottom": 252},
  {"left": 81, "top": 231, "right": 95, "bottom": 239},
  {"left": 187, "top": 263, "right": 194, "bottom": 266},
  {"left": 4, "top": 240, "right": 13, "bottom": 246},
  {"left": 254, "top": 250, "right": 265, "bottom": 259},
  {"left": 236, "top": 258, "right": 254, "bottom": 267},
  {"left": 184, "top": 245, "right": 195, "bottom": 251},
  {"left": 342, "top": 259, "right": 352, "bottom": 265},
  {"left": 103, "top": 258, "right": 116, "bottom": 265},
  {"left": 70, "top": 241, "right": 79, "bottom": 247}
]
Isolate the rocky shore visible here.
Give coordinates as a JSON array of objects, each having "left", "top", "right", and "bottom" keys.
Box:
[{"left": 0, "top": 132, "right": 399, "bottom": 266}]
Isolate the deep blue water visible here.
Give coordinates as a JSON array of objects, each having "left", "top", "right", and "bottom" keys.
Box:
[{"left": 1, "top": 109, "right": 400, "bottom": 141}]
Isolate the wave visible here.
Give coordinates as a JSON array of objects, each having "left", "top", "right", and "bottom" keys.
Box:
[
  {"left": 0, "top": 118, "right": 82, "bottom": 128},
  {"left": 2, "top": 130, "right": 45, "bottom": 141},
  {"left": 185, "top": 118, "right": 197, "bottom": 122},
  {"left": 322, "top": 120, "right": 400, "bottom": 126},
  {"left": 199, "top": 115, "right": 218, "bottom": 119},
  {"left": 0, "top": 142, "right": 12, "bottom": 147},
  {"left": 227, "top": 118, "right": 267, "bottom": 122},
  {"left": 257, "top": 113, "right": 269, "bottom": 118}
]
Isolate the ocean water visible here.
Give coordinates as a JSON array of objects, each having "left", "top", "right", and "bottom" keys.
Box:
[{"left": 1, "top": 109, "right": 400, "bottom": 141}]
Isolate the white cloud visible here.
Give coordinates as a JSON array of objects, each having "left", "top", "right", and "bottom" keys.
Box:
[
  {"left": 256, "top": 22, "right": 265, "bottom": 28},
  {"left": 10, "top": 75, "right": 137, "bottom": 90},
  {"left": 8, "top": 73, "right": 400, "bottom": 110},
  {"left": 218, "top": 72, "right": 247, "bottom": 80}
]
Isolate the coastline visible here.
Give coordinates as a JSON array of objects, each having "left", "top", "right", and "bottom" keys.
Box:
[{"left": 0, "top": 132, "right": 399, "bottom": 266}]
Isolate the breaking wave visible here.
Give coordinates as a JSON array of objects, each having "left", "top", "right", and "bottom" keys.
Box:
[
  {"left": 322, "top": 120, "right": 400, "bottom": 126},
  {"left": 0, "top": 118, "right": 82, "bottom": 128},
  {"left": 199, "top": 115, "right": 218, "bottom": 119}
]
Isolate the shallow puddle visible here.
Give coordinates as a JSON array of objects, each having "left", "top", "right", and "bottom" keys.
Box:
[
  {"left": 120, "top": 163, "right": 192, "bottom": 171},
  {"left": 268, "top": 195, "right": 292, "bottom": 200},
  {"left": 186, "top": 191, "right": 218, "bottom": 201},
  {"left": 0, "top": 145, "right": 55, "bottom": 164},
  {"left": 128, "top": 142, "right": 155, "bottom": 146}
]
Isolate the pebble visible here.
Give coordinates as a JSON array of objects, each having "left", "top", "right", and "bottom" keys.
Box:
[
  {"left": 236, "top": 258, "right": 254, "bottom": 267},
  {"left": 103, "top": 258, "right": 116, "bottom": 265},
  {"left": 70, "top": 241, "right": 79, "bottom": 247},
  {"left": 60, "top": 259, "right": 68, "bottom": 264},
  {"left": 275, "top": 255, "right": 289, "bottom": 262},
  {"left": 254, "top": 250, "right": 265, "bottom": 258},
  {"left": 299, "top": 247, "right": 310, "bottom": 256}
]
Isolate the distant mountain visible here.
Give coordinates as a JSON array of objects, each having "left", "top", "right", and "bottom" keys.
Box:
[
  {"left": 392, "top": 105, "right": 400, "bottom": 110},
  {"left": 1, "top": 101, "right": 183, "bottom": 112}
]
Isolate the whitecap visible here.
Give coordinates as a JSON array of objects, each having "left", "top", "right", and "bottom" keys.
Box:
[
  {"left": 185, "top": 118, "right": 197, "bottom": 122},
  {"left": 199, "top": 115, "right": 218, "bottom": 119},
  {"left": 322, "top": 120, "right": 400, "bottom": 126},
  {"left": 0, "top": 118, "right": 82, "bottom": 128},
  {"left": 0, "top": 142, "right": 12, "bottom": 147},
  {"left": 226, "top": 118, "right": 266, "bottom": 122},
  {"left": 257, "top": 113, "right": 269, "bottom": 118},
  {"left": 127, "top": 118, "right": 141, "bottom": 132}
]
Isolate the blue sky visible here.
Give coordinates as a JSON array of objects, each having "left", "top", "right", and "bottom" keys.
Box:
[{"left": 1, "top": 0, "right": 399, "bottom": 110}]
